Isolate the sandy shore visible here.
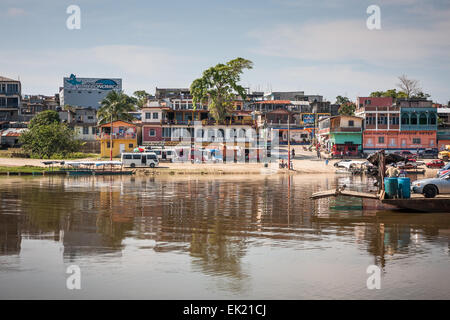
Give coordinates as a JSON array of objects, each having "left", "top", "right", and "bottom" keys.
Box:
[{"left": 0, "top": 148, "right": 438, "bottom": 176}]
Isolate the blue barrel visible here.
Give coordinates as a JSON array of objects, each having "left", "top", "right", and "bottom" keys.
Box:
[
  {"left": 397, "top": 177, "right": 411, "bottom": 199},
  {"left": 384, "top": 177, "right": 398, "bottom": 199}
]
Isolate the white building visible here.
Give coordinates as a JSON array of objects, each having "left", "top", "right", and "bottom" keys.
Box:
[{"left": 59, "top": 74, "right": 122, "bottom": 109}]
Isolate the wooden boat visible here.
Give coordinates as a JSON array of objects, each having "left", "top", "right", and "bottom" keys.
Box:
[
  {"left": 382, "top": 195, "right": 450, "bottom": 212},
  {"left": 311, "top": 187, "right": 450, "bottom": 213}
]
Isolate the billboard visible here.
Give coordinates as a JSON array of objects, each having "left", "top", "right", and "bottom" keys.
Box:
[
  {"left": 302, "top": 114, "right": 315, "bottom": 124},
  {"left": 64, "top": 74, "right": 122, "bottom": 91}
]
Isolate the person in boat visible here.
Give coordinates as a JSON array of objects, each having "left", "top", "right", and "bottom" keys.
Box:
[{"left": 386, "top": 164, "right": 400, "bottom": 177}]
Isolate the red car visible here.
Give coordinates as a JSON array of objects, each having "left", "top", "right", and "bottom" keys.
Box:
[{"left": 426, "top": 159, "right": 445, "bottom": 169}]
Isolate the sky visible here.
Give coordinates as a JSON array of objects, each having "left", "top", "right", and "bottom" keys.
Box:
[{"left": 1, "top": 0, "right": 450, "bottom": 104}]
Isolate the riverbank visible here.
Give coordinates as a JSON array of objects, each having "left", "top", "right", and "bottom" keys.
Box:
[{"left": 0, "top": 148, "right": 439, "bottom": 176}]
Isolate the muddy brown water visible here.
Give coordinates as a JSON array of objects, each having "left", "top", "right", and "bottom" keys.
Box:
[{"left": 0, "top": 174, "right": 449, "bottom": 299}]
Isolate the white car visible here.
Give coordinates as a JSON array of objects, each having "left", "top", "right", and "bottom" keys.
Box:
[{"left": 412, "top": 171, "right": 450, "bottom": 198}]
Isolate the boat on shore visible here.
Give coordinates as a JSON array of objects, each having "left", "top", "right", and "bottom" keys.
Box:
[{"left": 43, "top": 160, "right": 134, "bottom": 176}]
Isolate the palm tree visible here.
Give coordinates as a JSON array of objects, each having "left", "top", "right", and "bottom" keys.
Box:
[
  {"left": 97, "top": 91, "right": 136, "bottom": 124},
  {"left": 97, "top": 91, "right": 136, "bottom": 160}
]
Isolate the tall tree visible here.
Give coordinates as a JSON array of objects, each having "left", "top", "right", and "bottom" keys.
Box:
[
  {"left": 338, "top": 102, "right": 356, "bottom": 116},
  {"left": 20, "top": 111, "right": 81, "bottom": 158},
  {"left": 397, "top": 75, "right": 421, "bottom": 99},
  {"left": 335, "top": 95, "right": 350, "bottom": 105},
  {"left": 97, "top": 91, "right": 136, "bottom": 124},
  {"left": 190, "top": 57, "right": 253, "bottom": 122},
  {"left": 133, "top": 90, "right": 151, "bottom": 108}
]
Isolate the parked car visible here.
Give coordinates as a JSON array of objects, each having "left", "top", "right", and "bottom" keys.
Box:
[
  {"left": 426, "top": 159, "right": 445, "bottom": 169},
  {"left": 437, "top": 162, "right": 450, "bottom": 177},
  {"left": 419, "top": 148, "right": 438, "bottom": 159},
  {"left": 412, "top": 171, "right": 450, "bottom": 198},
  {"left": 333, "top": 159, "right": 352, "bottom": 168},
  {"left": 396, "top": 150, "right": 416, "bottom": 159}
]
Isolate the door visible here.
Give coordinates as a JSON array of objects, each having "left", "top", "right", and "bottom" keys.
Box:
[
  {"left": 119, "top": 144, "right": 125, "bottom": 154},
  {"left": 141, "top": 154, "right": 147, "bottom": 165}
]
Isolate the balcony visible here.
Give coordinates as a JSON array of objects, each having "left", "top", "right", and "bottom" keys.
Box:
[
  {"left": 98, "top": 133, "right": 136, "bottom": 140},
  {"left": 330, "top": 127, "right": 362, "bottom": 133},
  {"left": 401, "top": 124, "right": 437, "bottom": 131}
]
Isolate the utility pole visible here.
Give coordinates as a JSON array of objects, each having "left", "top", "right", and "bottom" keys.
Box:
[
  {"left": 288, "top": 113, "right": 291, "bottom": 170},
  {"left": 110, "top": 113, "right": 113, "bottom": 161}
]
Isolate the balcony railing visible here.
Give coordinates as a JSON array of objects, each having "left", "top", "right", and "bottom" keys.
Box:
[
  {"left": 159, "top": 119, "right": 256, "bottom": 126},
  {"left": 330, "top": 127, "right": 362, "bottom": 132},
  {"left": 98, "top": 133, "right": 136, "bottom": 140},
  {"left": 401, "top": 124, "right": 437, "bottom": 131}
]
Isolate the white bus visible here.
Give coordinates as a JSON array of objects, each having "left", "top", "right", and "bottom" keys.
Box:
[
  {"left": 121, "top": 152, "right": 159, "bottom": 168},
  {"left": 142, "top": 147, "right": 176, "bottom": 162}
]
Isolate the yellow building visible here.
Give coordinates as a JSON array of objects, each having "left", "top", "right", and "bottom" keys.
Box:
[{"left": 98, "top": 120, "right": 137, "bottom": 158}]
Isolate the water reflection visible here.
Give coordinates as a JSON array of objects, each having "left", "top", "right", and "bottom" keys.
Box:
[{"left": 0, "top": 174, "right": 449, "bottom": 299}]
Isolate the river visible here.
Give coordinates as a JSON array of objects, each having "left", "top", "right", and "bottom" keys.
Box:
[{"left": 0, "top": 174, "right": 449, "bottom": 299}]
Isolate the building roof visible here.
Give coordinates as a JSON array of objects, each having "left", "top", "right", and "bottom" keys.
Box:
[
  {"left": 98, "top": 120, "right": 135, "bottom": 128},
  {"left": 0, "top": 128, "right": 27, "bottom": 137},
  {"left": 255, "top": 100, "right": 292, "bottom": 104},
  {"left": 0, "top": 76, "right": 18, "bottom": 82}
]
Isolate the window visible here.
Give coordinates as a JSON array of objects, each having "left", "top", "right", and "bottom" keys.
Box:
[
  {"left": 83, "top": 127, "right": 89, "bottom": 135},
  {"left": 419, "top": 113, "right": 427, "bottom": 125},
  {"left": 378, "top": 137, "right": 385, "bottom": 144},
  {"left": 147, "top": 154, "right": 157, "bottom": 160},
  {"left": 430, "top": 140, "right": 435, "bottom": 146},
  {"left": 129, "top": 144, "right": 133, "bottom": 148},
  {"left": 411, "top": 113, "right": 418, "bottom": 125},
  {"left": 107, "top": 142, "right": 111, "bottom": 148},
  {"left": 145, "top": 113, "right": 151, "bottom": 119},
  {"left": 132, "top": 154, "right": 141, "bottom": 160},
  {"left": 88, "top": 116, "right": 93, "bottom": 120},
  {"left": 401, "top": 114, "right": 409, "bottom": 125},
  {"left": 149, "top": 129, "right": 156, "bottom": 136},
  {"left": 429, "top": 114, "right": 437, "bottom": 125},
  {"left": 348, "top": 120, "right": 354, "bottom": 127},
  {"left": 124, "top": 155, "right": 132, "bottom": 159},
  {"left": 389, "top": 138, "right": 396, "bottom": 146},
  {"left": 91, "top": 127, "right": 96, "bottom": 135},
  {"left": 402, "top": 139, "right": 407, "bottom": 147},
  {"left": 389, "top": 116, "right": 399, "bottom": 125},
  {"left": 366, "top": 115, "right": 376, "bottom": 125},
  {"left": 413, "top": 138, "right": 421, "bottom": 144},
  {"left": 7, "top": 84, "right": 18, "bottom": 93},
  {"left": 153, "top": 112, "right": 158, "bottom": 119}
]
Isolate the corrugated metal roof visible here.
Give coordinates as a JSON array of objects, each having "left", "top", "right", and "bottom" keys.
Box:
[{"left": 0, "top": 128, "right": 27, "bottom": 137}]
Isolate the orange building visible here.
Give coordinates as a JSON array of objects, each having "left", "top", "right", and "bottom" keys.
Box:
[{"left": 97, "top": 120, "right": 137, "bottom": 158}]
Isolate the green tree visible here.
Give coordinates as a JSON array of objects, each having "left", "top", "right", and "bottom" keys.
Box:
[
  {"left": 369, "top": 89, "right": 408, "bottom": 99},
  {"left": 335, "top": 95, "right": 350, "bottom": 105},
  {"left": 369, "top": 91, "right": 384, "bottom": 97},
  {"left": 133, "top": 90, "right": 151, "bottom": 108},
  {"left": 29, "top": 110, "right": 61, "bottom": 128},
  {"left": 190, "top": 57, "right": 253, "bottom": 122},
  {"left": 97, "top": 91, "right": 136, "bottom": 125},
  {"left": 20, "top": 111, "right": 81, "bottom": 158},
  {"left": 338, "top": 102, "right": 357, "bottom": 116}
]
